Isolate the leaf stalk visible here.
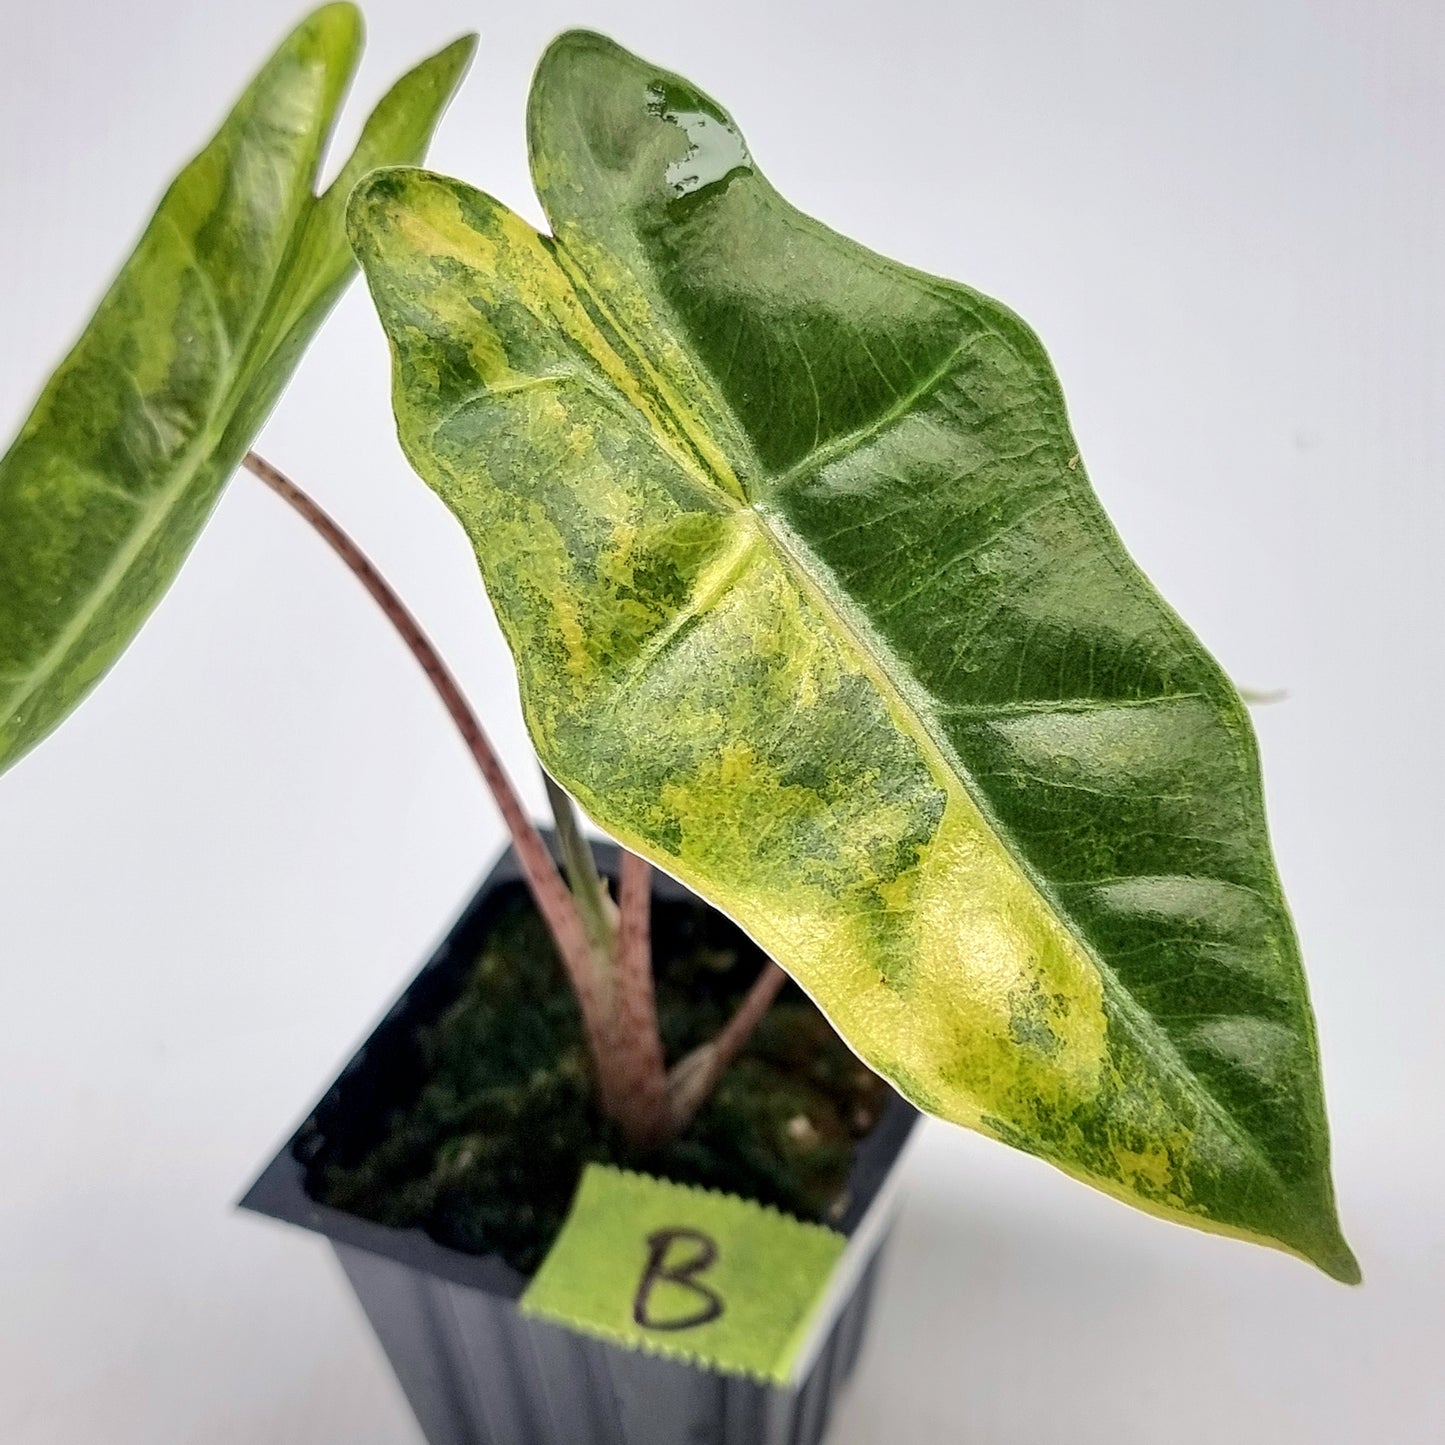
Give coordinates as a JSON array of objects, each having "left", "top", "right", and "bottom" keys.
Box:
[
  {"left": 242, "top": 451, "right": 628, "bottom": 1115},
  {"left": 243, "top": 450, "right": 784, "bottom": 1151}
]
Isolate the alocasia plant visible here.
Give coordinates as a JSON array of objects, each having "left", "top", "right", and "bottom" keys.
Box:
[
  {"left": 346, "top": 32, "right": 1356, "bottom": 1281},
  {"left": 0, "top": 11, "right": 1355, "bottom": 1285},
  {"left": 0, "top": 4, "right": 474, "bottom": 773}
]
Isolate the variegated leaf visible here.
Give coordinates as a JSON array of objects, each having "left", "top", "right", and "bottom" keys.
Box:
[
  {"left": 349, "top": 32, "right": 1355, "bottom": 1280},
  {"left": 0, "top": 4, "right": 474, "bottom": 773}
]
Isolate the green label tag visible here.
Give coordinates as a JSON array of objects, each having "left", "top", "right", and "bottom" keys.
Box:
[{"left": 519, "top": 1165, "right": 847, "bottom": 1383}]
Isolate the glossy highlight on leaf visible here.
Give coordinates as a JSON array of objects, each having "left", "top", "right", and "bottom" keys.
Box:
[
  {"left": 349, "top": 32, "right": 1356, "bottom": 1280},
  {"left": 0, "top": 4, "right": 475, "bottom": 774}
]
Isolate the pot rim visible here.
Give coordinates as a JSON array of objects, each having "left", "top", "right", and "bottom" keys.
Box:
[{"left": 239, "top": 834, "right": 920, "bottom": 1306}]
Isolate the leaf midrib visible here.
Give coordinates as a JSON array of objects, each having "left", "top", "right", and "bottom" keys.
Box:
[{"left": 549, "top": 235, "right": 1296, "bottom": 1210}]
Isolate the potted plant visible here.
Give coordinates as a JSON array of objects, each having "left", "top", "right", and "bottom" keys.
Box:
[{"left": 0, "top": 8, "right": 1358, "bottom": 1444}]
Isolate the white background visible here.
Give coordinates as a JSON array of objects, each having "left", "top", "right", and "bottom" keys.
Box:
[{"left": 2, "top": 1, "right": 1442, "bottom": 1440}]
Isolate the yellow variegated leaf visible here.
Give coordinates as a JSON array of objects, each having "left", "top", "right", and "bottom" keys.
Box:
[
  {"left": 0, "top": 6, "right": 474, "bottom": 774},
  {"left": 349, "top": 33, "right": 1356, "bottom": 1280}
]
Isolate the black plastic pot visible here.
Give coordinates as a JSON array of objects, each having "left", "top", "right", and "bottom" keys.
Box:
[{"left": 242, "top": 839, "right": 919, "bottom": 1445}]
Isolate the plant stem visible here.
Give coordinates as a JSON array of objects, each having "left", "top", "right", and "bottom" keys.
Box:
[
  {"left": 243, "top": 450, "right": 792, "bottom": 1150},
  {"left": 666, "top": 962, "right": 787, "bottom": 1134},
  {"left": 611, "top": 851, "right": 669, "bottom": 1148},
  {"left": 543, "top": 773, "right": 617, "bottom": 961},
  {"left": 241, "top": 451, "right": 627, "bottom": 1116}
]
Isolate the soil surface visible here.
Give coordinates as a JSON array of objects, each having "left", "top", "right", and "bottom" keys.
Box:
[{"left": 306, "top": 886, "right": 891, "bottom": 1275}]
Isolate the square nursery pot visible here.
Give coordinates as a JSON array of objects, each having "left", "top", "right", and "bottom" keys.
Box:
[{"left": 242, "top": 837, "right": 919, "bottom": 1445}]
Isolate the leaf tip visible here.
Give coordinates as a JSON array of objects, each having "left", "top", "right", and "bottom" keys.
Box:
[
  {"left": 414, "top": 30, "right": 480, "bottom": 99},
  {"left": 1311, "top": 1229, "right": 1362, "bottom": 1286},
  {"left": 308, "top": 1, "right": 364, "bottom": 33},
  {"left": 297, "top": 1, "right": 364, "bottom": 58},
  {"left": 1277, "top": 1197, "right": 1360, "bottom": 1284},
  {"left": 395, "top": 30, "right": 479, "bottom": 140},
  {"left": 440, "top": 30, "right": 481, "bottom": 70}
]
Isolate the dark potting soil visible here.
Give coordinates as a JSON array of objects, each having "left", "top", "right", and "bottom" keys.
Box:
[{"left": 306, "top": 886, "right": 892, "bottom": 1276}]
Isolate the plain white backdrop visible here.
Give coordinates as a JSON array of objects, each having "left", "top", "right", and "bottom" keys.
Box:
[{"left": 2, "top": 1, "right": 1442, "bottom": 1440}]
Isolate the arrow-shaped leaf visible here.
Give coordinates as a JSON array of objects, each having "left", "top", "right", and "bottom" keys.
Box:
[
  {"left": 349, "top": 32, "right": 1356, "bottom": 1280},
  {"left": 0, "top": 4, "right": 475, "bottom": 774}
]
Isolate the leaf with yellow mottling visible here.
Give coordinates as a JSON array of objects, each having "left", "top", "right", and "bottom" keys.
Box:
[
  {"left": 349, "top": 32, "right": 1356, "bottom": 1281},
  {"left": 0, "top": 5, "right": 474, "bottom": 774}
]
